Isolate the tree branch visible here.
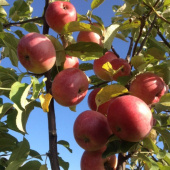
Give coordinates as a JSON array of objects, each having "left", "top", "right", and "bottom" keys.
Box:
[
  {"left": 3, "top": 17, "right": 43, "bottom": 29},
  {"left": 137, "top": 14, "right": 157, "bottom": 55},
  {"left": 126, "top": 37, "right": 133, "bottom": 63},
  {"left": 155, "top": 25, "right": 170, "bottom": 48},
  {"left": 43, "top": 0, "right": 60, "bottom": 170}
]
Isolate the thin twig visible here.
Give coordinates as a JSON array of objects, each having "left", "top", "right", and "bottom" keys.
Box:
[
  {"left": 111, "top": 45, "right": 120, "bottom": 58},
  {"left": 126, "top": 37, "right": 133, "bottom": 62},
  {"left": 155, "top": 25, "right": 170, "bottom": 48},
  {"left": 137, "top": 14, "right": 157, "bottom": 55},
  {"left": 3, "top": 17, "right": 43, "bottom": 29}
]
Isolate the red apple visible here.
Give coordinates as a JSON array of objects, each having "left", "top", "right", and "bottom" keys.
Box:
[
  {"left": 109, "top": 58, "right": 131, "bottom": 81},
  {"left": 77, "top": 23, "right": 104, "bottom": 46},
  {"left": 81, "top": 147, "right": 117, "bottom": 170},
  {"left": 52, "top": 68, "right": 88, "bottom": 107},
  {"left": 73, "top": 110, "right": 112, "bottom": 151},
  {"left": 107, "top": 95, "right": 153, "bottom": 142},
  {"left": 63, "top": 54, "right": 79, "bottom": 69},
  {"left": 45, "top": 1, "right": 77, "bottom": 33},
  {"left": 17, "top": 32, "right": 56, "bottom": 74},
  {"left": 88, "top": 87, "right": 115, "bottom": 116},
  {"left": 93, "top": 51, "right": 118, "bottom": 81},
  {"left": 129, "top": 72, "right": 168, "bottom": 105}
]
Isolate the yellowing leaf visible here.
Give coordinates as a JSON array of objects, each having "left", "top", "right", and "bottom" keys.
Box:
[
  {"left": 69, "top": 105, "right": 76, "bottom": 112},
  {"left": 102, "top": 62, "right": 124, "bottom": 79},
  {"left": 148, "top": 129, "right": 157, "bottom": 144},
  {"left": 95, "top": 84, "right": 129, "bottom": 108},
  {"left": 39, "top": 93, "right": 52, "bottom": 112}
]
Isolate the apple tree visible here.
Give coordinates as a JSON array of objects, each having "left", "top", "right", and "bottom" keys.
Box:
[{"left": 0, "top": 0, "right": 170, "bottom": 170}]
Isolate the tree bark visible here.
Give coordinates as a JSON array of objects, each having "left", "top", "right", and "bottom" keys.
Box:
[{"left": 43, "top": 0, "right": 60, "bottom": 170}]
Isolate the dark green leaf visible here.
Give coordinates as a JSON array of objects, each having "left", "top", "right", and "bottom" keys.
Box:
[
  {"left": 0, "top": 103, "right": 13, "bottom": 119},
  {"left": 19, "top": 160, "right": 41, "bottom": 170},
  {"left": 154, "top": 127, "right": 170, "bottom": 149},
  {"left": 58, "top": 156, "right": 69, "bottom": 170},
  {"left": 103, "top": 139, "right": 138, "bottom": 158},
  {"left": 29, "top": 149, "right": 43, "bottom": 161},
  {"left": 58, "top": 140, "right": 72, "bottom": 153},
  {"left": 79, "top": 63, "right": 93, "bottom": 71}
]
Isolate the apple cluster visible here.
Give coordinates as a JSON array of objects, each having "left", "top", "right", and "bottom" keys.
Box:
[{"left": 16, "top": 1, "right": 169, "bottom": 170}]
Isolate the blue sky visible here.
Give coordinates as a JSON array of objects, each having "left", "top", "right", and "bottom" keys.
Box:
[{"left": 1, "top": 0, "right": 130, "bottom": 169}]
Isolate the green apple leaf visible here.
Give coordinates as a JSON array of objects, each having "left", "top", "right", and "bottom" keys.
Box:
[
  {"left": 159, "top": 94, "right": 170, "bottom": 107},
  {"left": 61, "top": 21, "right": 103, "bottom": 36},
  {"left": 18, "top": 160, "right": 41, "bottom": 170},
  {"left": 21, "top": 22, "right": 40, "bottom": 33},
  {"left": 89, "top": 75, "right": 107, "bottom": 86},
  {"left": 39, "top": 164, "right": 48, "bottom": 170},
  {"left": 103, "top": 24, "right": 120, "bottom": 50},
  {"left": 0, "top": 6, "right": 7, "bottom": 17},
  {"left": 29, "top": 149, "right": 43, "bottom": 161},
  {"left": 143, "top": 137, "right": 159, "bottom": 154},
  {"left": 58, "top": 156, "right": 69, "bottom": 170},
  {"left": 9, "top": 82, "right": 32, "bottom": 110},
  {"left": 95, "top": 84, "right": 129, "bottom": 108},
  {"left": 65, "top": 42, "right": 104, "bottom": 61},
  {"left": 8, "top": 138, "right": 30, "bottom": 164},
  {"left": 57, "top": 140, "right": 72, "bottom": 153},
  {"left": 0, "top": 0, "right": 9, "bottom": 6},
  {"left": 103, "top": 139, "right": 138, "bottom": 158},
  {"left": 91, "top": 0, "right": 105, "bottom": 10},
  {"left": 79, "top": 63, "right": 93, "bottom": 71},
  {"left": 154, "top": 127, "right": 170, "bottom": 149},
  {"left": 0, "top": 103, "right": 13, "bottom": 120}
]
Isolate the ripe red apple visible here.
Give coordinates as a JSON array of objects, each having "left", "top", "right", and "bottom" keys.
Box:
[
  {"left": 81, "top": 147, "right": 117, "bottom": 170},
  {"left": 63, "top": 54, "right": 79, "bottom": 69},
  {"left": 88, "top": 87, "right": 115, "bottom": 116},
  {"left": 45, "top": 1, "right": 77, "bottom": 33},
  {"left": 52, "top": 68, "right": 89, "bottom": 107},
  {"left": 17, "top": 32, "right": 56, "bottom": 74},
  {"left": 73, "top": 110, "right": 112, "bottom": 151},
  {"left": 93, "top": 51, "right": 118, "bottom": 81},
  {"left": 77, "top": 23, "right": 104, "bottom": 46},
  {"left": 129, "top": 72, "right": 168, "bottom": 105},
  {"left": 107, "top": 95, "right": 153, "bottom": 142}
]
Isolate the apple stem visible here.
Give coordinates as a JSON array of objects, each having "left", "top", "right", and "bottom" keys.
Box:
[{"left": 43, "top": 0, "right": 60, "bottom": 170}]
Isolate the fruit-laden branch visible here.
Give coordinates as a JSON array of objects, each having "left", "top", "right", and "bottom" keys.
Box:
[
  {"left": 3, "top": 17, "right": 44, "bottom": 29},
  {"left": 43, "top": 0, "right": 60, "bottom": 170}
]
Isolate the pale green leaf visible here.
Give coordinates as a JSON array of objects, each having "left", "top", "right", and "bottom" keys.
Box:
[
  {"left": 6, "top": 159, "right": 26, "bottom": 170},
  {"left": 61, "top": 21, "right": 103, "bottom": 36},
  {"left": 9, "top": 82, "right": 31, "bottom": 110},
  {"left": 91, "top": 0, "right": 105, "bottom": 10},
  {"left": 58, "top": 140, "right": 72, "bottom": 153},
  {"left": 104, "top": 24, "right": 120, "bottom": 50},
  {"left": 21, "top": 22, "right": 40, "bottom": 33},
  {"left": 0, "top": 0, "right": 9, "bottom": 6}
]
